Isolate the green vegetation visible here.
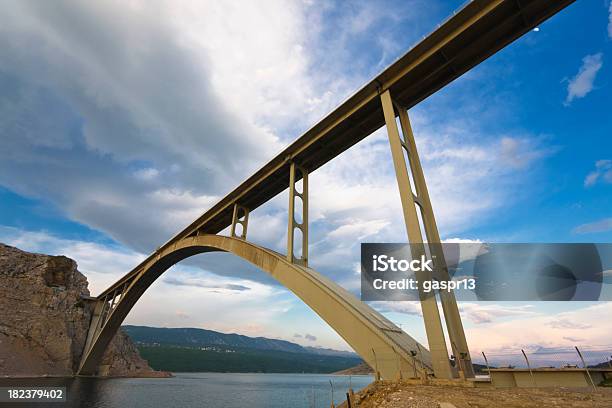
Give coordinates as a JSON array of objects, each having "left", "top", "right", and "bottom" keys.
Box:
[
  {"left": 125, "top": 325, "right": 363, "bottom": 373},
  {"left": 124, "top": 325, "right": 310, "bottom": 353},
  {"left": 137, "top": 345, "right": 362, "bottom": 373}
]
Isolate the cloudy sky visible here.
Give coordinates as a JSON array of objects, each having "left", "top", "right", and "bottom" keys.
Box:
[{"left": 1, "top": 0, "right": 611, "bottom": 361}]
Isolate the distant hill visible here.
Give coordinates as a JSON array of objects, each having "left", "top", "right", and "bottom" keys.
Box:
[
  {"left": 123, "top": 325, "right": 362, "bottom": 373},
  {"left": 123, "top": 325, "right": 305, "bottom": 353},
  {"left": 304, "top": 346, "right": 358, "bottom": 358}
]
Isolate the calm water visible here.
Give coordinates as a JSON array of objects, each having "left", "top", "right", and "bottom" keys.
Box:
[{"left": 0, "top": 373, "right": 373, "bottom": 408}]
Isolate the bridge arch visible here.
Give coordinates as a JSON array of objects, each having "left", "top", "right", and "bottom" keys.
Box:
[{"left": 78, "top": 234, "right": 432, "bottom": 379}]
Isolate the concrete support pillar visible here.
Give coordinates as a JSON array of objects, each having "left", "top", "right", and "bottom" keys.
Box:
[
  {"left": 396, "top": 107, "right": 474, "bottom": 378},
  {"left": 380, "top": 89, "right": 453, "bottom": 379},
  {"left": 230, "top": 203, "right": 249, "bottom": 240},
  {"left": 287, "top": 161, "right": 308, "bottom": 266}
]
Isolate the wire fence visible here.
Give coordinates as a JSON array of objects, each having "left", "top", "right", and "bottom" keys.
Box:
[{"left": 472, "top": 345, "right": 612, "bottom": 373}]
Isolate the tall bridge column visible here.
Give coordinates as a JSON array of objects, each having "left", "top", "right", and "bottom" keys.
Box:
[
  {"left": 396, "top": 106, "right": 475, "bottom": 379},
  {"left": 380, "top": 89, "right": 454, "bottom": 379}
]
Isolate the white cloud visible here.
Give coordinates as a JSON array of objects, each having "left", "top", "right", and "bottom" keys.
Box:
[
  {"left": 458, "top": 303, "right": 536, "bottom": 324},
  {"left": 573, "top": 218, "right": 612, "bottom": 234},
  {"left": 133, "top": 168, "right": 160, "bottom": 181},
  {"left": 370, "top": 301, "right": 422, "bottom": 316},
  {"left": 499, "top": 137, "right": 557, "bottom": 169},
  {"left": 412, "top": 124, "right": 555, "bottom": 233},
  {"left": 371, "top": 301, "right": 537, "bottom": 325},
  {"left": 564, "top": 53, "right": 603, "bottom": 105},
  {"left": 547, "top": 318, "right": 591, "bottom": 330},
  {"left": 327, "top": 219, "right": 390, "bottom": 241},
  {"left": 584, "top": 171, "right": 600, "bottom": 187},
  {"left": 164, "top": 276, "right": 251, "bottom": 292},
  {"left": 443, "top": 238, "right": 483, "bottom": 244},
  {"left": 168, "top": 1, "right": 334, "bottom": 135},
  {"left": 584, "top": 159, "right": 612, "bottom": 187},
  {"left": 466, "top": 303, "right": 612, "bottom": 354}
]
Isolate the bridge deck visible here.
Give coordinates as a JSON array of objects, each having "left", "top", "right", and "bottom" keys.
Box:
[{"left": 100, "top": 0, "right": 573, "bottom": 297}]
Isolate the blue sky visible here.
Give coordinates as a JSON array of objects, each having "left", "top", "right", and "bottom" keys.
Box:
[{"left": 0, "top": 0, "right": 611, "bottom": 357}]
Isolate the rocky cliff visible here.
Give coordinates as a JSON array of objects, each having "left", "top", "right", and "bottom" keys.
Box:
[{"left": 0, "top": 243, "right": 167, "bottom": 377}]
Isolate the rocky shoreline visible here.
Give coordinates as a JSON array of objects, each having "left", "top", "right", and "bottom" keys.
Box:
[{"left": 0, "top": 243, "right": 169, "bottom": 378}]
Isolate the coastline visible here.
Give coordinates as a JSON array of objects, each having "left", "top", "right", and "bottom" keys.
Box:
[{"left": 0, "top": 371, "right": 173, "bottom": 379}]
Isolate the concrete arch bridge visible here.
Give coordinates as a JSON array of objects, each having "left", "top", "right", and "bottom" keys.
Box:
[{"left": 77, "top": 0, "right": 574, "bottom": 381}]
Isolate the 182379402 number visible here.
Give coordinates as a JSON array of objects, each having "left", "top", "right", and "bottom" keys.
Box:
[{"left": 1, "top": 387, "right": 66, "bottom": 402}]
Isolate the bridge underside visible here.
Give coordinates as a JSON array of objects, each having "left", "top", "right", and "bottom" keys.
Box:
[{"left": 78, "top": 235, "right": 433, "bottom": 379}]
